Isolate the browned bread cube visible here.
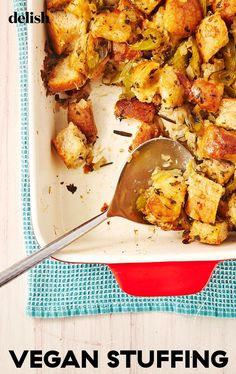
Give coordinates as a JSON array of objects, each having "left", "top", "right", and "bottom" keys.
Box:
[
  {"left": 130, "top": 60, "right": 160, "bottom": 103},
  {"left": 129, "top": 122, "right": 160, "bottom": 151},
  {"left": 91, "top": 11, "right": 132, "bottom": 42},
  {"left": 47, "top": 11, "right": 86, "bottom": 55},
  {"left": 216, "top": 99, "right": 236, "bottom": 130},
  {"left": 212, "top": 0, "right": 236, "bottom": 22},
  {"left": 185, "top": 172, "right": 224, "bottom": 224},
  {"left": 185, "top": 221, "right": 228, "bottom": 244},
  {"left": 164, "top": 0, "right": 202, "bottom": 39},
  {"left": 159, "top": 65, "right": 185, "bottom": 108},
  {"left": 53, "top": 122, "right": 89, "bottom": 168},
  {"left": 48, "top": 51, "right": 87, "bottom": 93},
  {"left": 189, "top": 79, "right": 224, "bottom": 113},
  {"left": 115, "top": 98, "right": 156, "bottom": 123},
  {"left": 198, "top": 124, "right": 236, "bottom": 164},
  {"left": 228, "top": 193, "right": 236, "bottom": 226},
  {"left": 68, "top": 99, "right": 98, "bottom": 144},
  {"left": 196, "top": 13, "right": 229, "bottom": 62},
  {"left": 138, "top": 169, "right": 187, "bottom": 229},
  {"left": 196, "top": 159, "right": 235, "bottom": 185}
]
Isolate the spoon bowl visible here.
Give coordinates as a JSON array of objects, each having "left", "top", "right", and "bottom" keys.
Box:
[
  {"left": 0, "top": 138, "right": 193, "bottom": 287},
  {"left": 109, "top": 138, "right": 193, "bottom": 223}
]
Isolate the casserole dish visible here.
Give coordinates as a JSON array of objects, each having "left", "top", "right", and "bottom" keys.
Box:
[{"left": 28, "top": 0, "right": 236, "bottom": 296}]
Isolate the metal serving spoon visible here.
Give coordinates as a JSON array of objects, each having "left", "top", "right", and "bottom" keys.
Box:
[{"left": 0, "top": 138, "right": 192, "bottom": 287}]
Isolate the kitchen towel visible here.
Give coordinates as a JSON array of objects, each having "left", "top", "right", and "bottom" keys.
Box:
[{"left": 16, "top": 0, "right": 236, "bottom": 318}]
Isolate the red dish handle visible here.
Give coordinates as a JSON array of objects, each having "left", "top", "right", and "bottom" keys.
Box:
[{"left": 108, "top": 261, "right": 220, "bottom": 297}]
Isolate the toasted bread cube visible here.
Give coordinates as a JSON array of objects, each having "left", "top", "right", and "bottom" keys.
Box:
[
  {"left": 47, "top": 0, "right": 71, "bottom": 10},
  {"left": 140, "top": 169, "right": 187, "bottom": 227},
  {"left": 196, "top": 159, "right": 235, "bottom": 185},
  {"left": 130, "top": 61, "right": 160, "bottom": 103},
  {"left": 47, "top": 11, "right": 86, "bottom": 55},
  {"left": 115, "top": 98, "right": 156, "bottom": 123},
  {"left": 186, "top": 221, "right": 228, "bottom": 244},
  {"left": 53, "top": 123, "right": 88, "bottom": 168},
  {"left": 185, "top": 172, "right": 224, "bottom": 224},
  {"left": 189, "top": 79, "right": 224, "bottom": 113},
  {"left": 48, "top": 51, "right": 87, "bottom": 93},
  {"left": 212, "top": 0, "right": 236, "bottom": 22},
  {"left": 159, "top": 66, "right": 185, "bottom": 108},
  {"left": 164, "top": 0, "right": 202, "bottom": 39},
  {"left": 228, "top": 193, "right": 236, "bottom": 226},
  {"left": 68, "top": 99, "right": 97, "bottom": 143},
  {"left": 216, "top": 99, "right": 236, "bottom": 130},
  {"left": 129, "top": 122, "right": 160, "bottom": 151},
  {"left": 91, "top": 11, "right": 132, "bottom": 43},
  {"left": 198, "top": 124, "right": 236, "bottom": 164},
  {"left": 130, "top": 0, "right": 161, "bottom": 14},
  {"left": 64, "top": 0, "right": 95, "bottom": 20},
  {"left": 157, "top": 211, "right": 190, "bottom": 231},
  {"left": 196, "top": 13, "right": 229, "bottom": 62}
]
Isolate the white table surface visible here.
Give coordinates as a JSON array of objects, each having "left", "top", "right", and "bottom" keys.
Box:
[{"left": 1, "top": 2, "right": 236, "bottom": 373}]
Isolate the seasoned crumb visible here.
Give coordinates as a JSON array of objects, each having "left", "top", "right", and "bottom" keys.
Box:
[
  {"left": 66, "top": 184, "right": 77, "bottom": 194},
  {"left": 83, "top": 163, "right": 94, "bottom": 174},
  {"left": 101, "top": 202, "right": 109, "bottom": 212},
  {"left": 83, "top": 156, "right": 109, "bottom": 174}
]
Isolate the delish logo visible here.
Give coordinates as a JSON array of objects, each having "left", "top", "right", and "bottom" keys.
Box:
[{"left": 9, "top": 12, "right": 49, "bottom": 24}]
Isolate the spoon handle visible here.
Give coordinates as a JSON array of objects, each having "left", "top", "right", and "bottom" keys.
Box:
[{"left": 0, "top": 211, "right": 108, "bottom": 288}]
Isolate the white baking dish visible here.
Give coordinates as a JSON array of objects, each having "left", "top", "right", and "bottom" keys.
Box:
[{"left": 28, "top": 0, "right": 236, "bottom": 267}]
